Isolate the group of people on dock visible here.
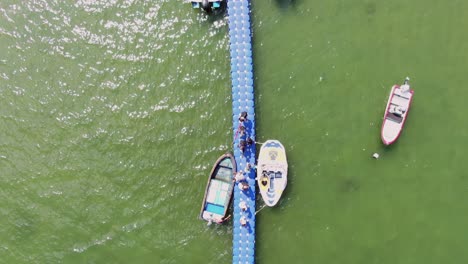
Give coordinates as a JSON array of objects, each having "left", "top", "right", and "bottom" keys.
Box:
[
  {"left": 221, "top": 111, "right": 256, "bottom": 227},
  {"left": 236, "top": 111, "right": 255, "bottom": 155}
]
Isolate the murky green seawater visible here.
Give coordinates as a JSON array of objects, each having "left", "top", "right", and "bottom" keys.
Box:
[{"left": 1, "top": 0, "right": 468, "bottom": 263}]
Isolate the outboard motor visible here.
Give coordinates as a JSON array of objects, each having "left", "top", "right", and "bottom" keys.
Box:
[
  {"left": 404, "top": 76, "right": 410, "bottom": 85},
  {"left": 201, "top": 0, "right": 210, "bottom": 12}
]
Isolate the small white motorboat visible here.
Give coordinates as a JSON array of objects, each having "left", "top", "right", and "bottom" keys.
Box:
[
  {"left": 381, "top": 77, "right": 414, "bottom": 145},
  {"left": 257, "top": 140, "right": 288, "bottom": 207}
]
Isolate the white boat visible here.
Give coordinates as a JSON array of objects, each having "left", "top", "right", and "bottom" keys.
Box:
[
  {"left": 381, "top": 77, "right": 414, "bottom": 145},
  {"left": 257, "top": 140, "right": 288, "bottom": 207}
]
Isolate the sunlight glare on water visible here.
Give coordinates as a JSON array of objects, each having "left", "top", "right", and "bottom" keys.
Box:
[{"left": 2, "top": 0, "right": 468, "bottom": 263}]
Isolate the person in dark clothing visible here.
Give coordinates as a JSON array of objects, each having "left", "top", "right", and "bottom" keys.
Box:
[
  {"left": 238, "top": 181, "right": 249, "bottom": 191},
  {"left": 238, "top": 139, "right": 246, "bottom": 153},
  {"left": 261, "top": 171, "right": 268, "bottom": 186},
  {"left": 238, "top": 125, "right": 246, "bottom": 137},
  {"left": 246, "top": 137, "right": 253, "bottom": 146},
  {"left": 238, "top": 111, "right": 248, "bottom": 122}
]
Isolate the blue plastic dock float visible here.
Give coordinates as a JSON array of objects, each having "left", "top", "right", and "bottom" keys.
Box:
[{"left": 227, "top": 0, "right": 256, "bottom": 263}]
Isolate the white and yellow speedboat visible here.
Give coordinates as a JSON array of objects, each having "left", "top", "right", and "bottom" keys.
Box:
[{"left": 257, "top": 140, "right": 288, "bottom": 207}]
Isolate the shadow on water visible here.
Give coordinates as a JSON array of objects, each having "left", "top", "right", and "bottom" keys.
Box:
[
  {"left": 205, "top": 2, "right": 227, "bottom": 23},
  {"left": 274, "top": 0, "right": 300, "bottom": 10},
  {"left": 379, "top": 139, "right": 400, "bottom": 156},
  {"left": 339, "top": 178, "right": 360, "bottom": 193},
  {"left": 365, "top": 1, "right": 377, "bottom": 16}
]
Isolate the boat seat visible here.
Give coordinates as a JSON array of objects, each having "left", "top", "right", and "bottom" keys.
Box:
[
  {"left": 205, "top": 203, "right": 225, "bottom": 215},
  {"left": 275, "top": 172, "right": 282, "bottom": 178},
  {"left": 394, "top": 88, "right": 411, "bottom": 99},
  {"left": 391, "top": 95, "right": 409, "bottom": 107},
  {"left": 206, "top": 179, "right": 229, "bottom": 205},
  {"left": 389, "top": 104, "right": 406, "bottom": 116}
]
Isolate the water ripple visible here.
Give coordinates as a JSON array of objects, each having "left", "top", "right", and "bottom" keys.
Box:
[{"left": 1, "top": 0, "right": 231, "bottom": 262}]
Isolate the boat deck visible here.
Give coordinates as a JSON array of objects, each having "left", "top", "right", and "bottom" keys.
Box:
[
  {"left": 228, "top": 0, "right": 256, "bottom": 263},
  {"left": 391, "top": 93, "right": 410, "bottom": 108}
]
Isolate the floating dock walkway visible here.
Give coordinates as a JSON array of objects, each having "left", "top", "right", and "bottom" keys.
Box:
[{"left": 227, "top": 0, "right": 256, "bottom": 263}]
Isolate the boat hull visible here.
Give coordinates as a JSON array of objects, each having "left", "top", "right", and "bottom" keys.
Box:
[
  {"left": 381, "top": 85, "right": 414, "bottom": 145},
  {"left": 257, "top": 140, "right": 288, "bottom": 207},
  {"left": 199, "top": 153, "right": 236, "bottom": 223}
]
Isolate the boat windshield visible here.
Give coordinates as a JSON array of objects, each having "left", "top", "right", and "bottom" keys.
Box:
[
  {"left": 215, "top": 167, "right": 233, "bottom": 182},
  {"left": 386, "top": 113, "right": 403, "bottom": 123},
  {"left": 219, "top": 158, "right": 232, "bottom": 168}
]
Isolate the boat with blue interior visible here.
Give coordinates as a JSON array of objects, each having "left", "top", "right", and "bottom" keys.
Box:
[
  {"left": 257, "top": 140, "right": 288, "bottom": 207},
  {"left": 189, "top": 0, "right": 224, "bottom": 12},
  {"left": 199, "top": 153, "right": 236, "bottom": 224},
  {"left": 381, "top": 77, "right": 414, "bottom": 145}
]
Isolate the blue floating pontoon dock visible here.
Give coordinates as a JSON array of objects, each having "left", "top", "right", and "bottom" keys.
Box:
[{"left": 227, "top": 0, "right": 256, "bottom": 263}]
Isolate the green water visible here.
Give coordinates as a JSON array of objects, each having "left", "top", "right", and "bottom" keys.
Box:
[{"left": 1, "top": 0, "right": 468, "bottom": 263}]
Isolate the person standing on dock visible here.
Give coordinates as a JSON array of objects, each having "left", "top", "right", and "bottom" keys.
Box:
[
  {"left": 238, "top": 139, "right": 246, "bottom": 154},
  {"left": 238, "top": 125, "right": 246, "bottom": 137},
  {"left": 244, "top": 163, "right": 252, "bottom": 172},
  {"left": 238, "top": 111, "right": 248, "bottom": 123},
  {"left": 235, "top": 112, "right": 248, "bottom": 141},
  {"left": 238, "top": 181, "right": 249, "bottom": 191},
  {"left": 234, "top": 171, "right": 245, "bottom": 182},
  {"left": 240, "top": 216, "right": 248, "bottom": 226},
  {"left": 234, "top": 124, "right": 246, "bottom": 141},
  {"left": 239, "top": 201, "right": 248, "bottom": 211}
]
